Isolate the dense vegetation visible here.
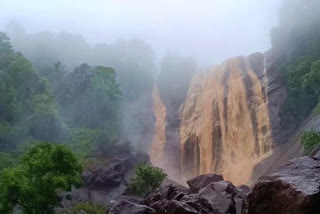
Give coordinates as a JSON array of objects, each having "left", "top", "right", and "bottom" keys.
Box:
[
  {"left": 0, "top": 32, "right": 125, "bottom": 212},
  {"left": 0, "top": 32, "right": 123, "bottom": 166},
  {"left": 0, "top": 29, "right": 173, "bottom": 212},
  {"left": 272, "top": 0, "right": 320, "bottom": 128},
  {"left": 129, "top": 164, "right": 167, "bottom": 197},
  {"left": 0, "top": 32, "right": 58, "bottom": 153},
  {"left": 301, "top": 131, "right": 320, "bottom": 154},
  {"left": 0, "top": 30, "right": 169, "bottom": 212},
  {"left": 0, "top": 143, "right": 82, "bottom": 213},
  {"left": 6, "top": 23, "right": 156, "bottom": 148}
]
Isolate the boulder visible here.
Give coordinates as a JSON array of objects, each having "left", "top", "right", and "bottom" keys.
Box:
[
  {"left": 82, "top": 157, "right": 129, "bottom": 189},
  {"left": 109, "top": 174, "right": 246, "bottom": 214},
  {"left": 144, "top": 184, "right": 189, "bottom": 206},
  {"left": 237, "top": 185, "right": 251, "bottom": 194},
  {"left": 187, "top": 174, "right": 224, "bottom": 193},
  {"left": 315, "top": 150, "right": 320, "bottom": 159},
  {"left": 144, "top": 181, "right": 245, "bottom": 214},
  {"left": 116, "top": 195, "right": 144, "bottom": 204},
  {"left": 197, "top": 181, "right": 246, "bottom": 214},
  {"left": 146, "top": 191, "right": 217, "bottom": 214},
  {"left": 109, "top": 199, "right": 156, "bottom": 214},
  {"left": 59, "top": 151, "right": 151, "bottom": 212},
  {"left": 148, "top": 199, "right": 204, "bottom": 214},
  {"left": 82, "top": 153, "right": 150, "bottom": 190},
  {"left": 247, "top": 156, "right": 320, "bottom": 214}
]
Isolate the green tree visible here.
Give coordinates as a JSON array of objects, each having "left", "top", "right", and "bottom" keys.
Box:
[
  {"left": 0, "top": 143, "right": 82, "bottom": 213},
  {"left": 129, "top": 164, "right": 167, "bottom": 197},
  {"left": 0, "top": 32, "right": 14, "bottom": 69},
  {"left": 0, "top": 152, "right": 15, "bottom": 170},
  {"left": 0, "top": 32, "right": 62, "bottom": 151},
  {"left": 58, "top": 64, "right": 121, "bottom": 130},
  {"left": 302, "top": 60, "right": 320, "bottom": 95}
]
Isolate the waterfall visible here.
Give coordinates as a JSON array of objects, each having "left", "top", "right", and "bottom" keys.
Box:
[{"left": 150, "top": 54, "right": 276, "bottom": 185}]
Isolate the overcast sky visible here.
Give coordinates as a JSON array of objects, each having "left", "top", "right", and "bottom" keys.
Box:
[{"left": 0, "top": 0, "right": 283, "bottom": 65}]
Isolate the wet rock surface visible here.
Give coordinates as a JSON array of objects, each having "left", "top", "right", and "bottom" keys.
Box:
[
  {"left": 110, "top": 174, "right": 246, "bottom": 214},
  {"left": 237, "top": 185, "right": 251, "bottom": 195},
  {"left": 197, "top": 181, "right": 246, "bottom": 214},
  {"left": 58, "top": 151, "right": 150, "bottom": 212},
  {"left": 187, "top": 173, "right": 224, "bottom": 193},
  {"left": 109, "top": 199, "right": 156, "bottom": 214},
  {"left": 247, "top": 156, "right": 320, "bottom": 214},
  {"left": 82, "top": 152, "right": 149, "bottom": 190},
  {"left": 82, "top": 157, "right": 129, "bottom": 188},
  {"left": 61, "top": 156, "right": 320, "bottom": 213}
]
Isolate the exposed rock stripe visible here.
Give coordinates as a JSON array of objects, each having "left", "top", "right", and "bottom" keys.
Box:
[
  {"left": 238, "top": 57, "right": 260, "bottom": 155},
  {"left": 151, "top": 54, "right": 278, "bottom": 186},
  {"left": 179, "top": 56, "right": 273, "bottom": 185}
]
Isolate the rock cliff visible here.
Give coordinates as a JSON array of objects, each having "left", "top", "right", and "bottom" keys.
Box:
[
  {"left": 180, "top": 54, "right": 276, "bottom": 185},
  {"left": 151, "top": 51, "right": 291, "bottom": 185},
  {"left": 247, "top": 156, "right": 320, "bottom": 214}
]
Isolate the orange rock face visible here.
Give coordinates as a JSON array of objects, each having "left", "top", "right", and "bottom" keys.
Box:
[
  {"left": 180, "top": 56, "right": 273, "bottom": 185},
  {"left": 151, "top": 54, "right": 280, "bottom": 185}
]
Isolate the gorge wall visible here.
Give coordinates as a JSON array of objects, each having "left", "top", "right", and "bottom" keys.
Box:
[
  {"left": 150, "top": 51, "right": 292, "bottom": 186},
  {"left": 180, "top": 54, "right": 274, "bottom": 185}
]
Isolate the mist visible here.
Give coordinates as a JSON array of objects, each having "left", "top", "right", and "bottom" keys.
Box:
[
  {"left": 0, "top": 0, "right": 285, "bottom": 178},
  {"left": 2, "top": 0, "right": 320, "bottom": 212},
  {"left": 0, "top": 0, "right": 283, "bottom": 65}
]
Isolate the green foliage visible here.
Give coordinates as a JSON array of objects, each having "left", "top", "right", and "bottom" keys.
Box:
[
  {"left": 0, "top": 152, "right": 15, "bottom": 170},
  {"left": 68, "top": 128, "right": 115, "bottom": 160},
  {"left": 129, "top": 164, "right": 167, "bottom": 197},
  {"left": 275, "top": 1, "right": 320, "bottom": 127},
  {"left": 0, "top": 33, "right": 62, "bottom": 151},
  {"left": 68, "top": 202, "right": 105, "bottom": 214},
  {"left": 0, "top": 143, "right": 82, "bottom": 213},
  {"left": 279, "top": 58, "right": 320, "bottom": 126},
  {"left": 302, "top": 60, "right": 320, "bottom": 94},
  {"left": 0, "top": 32, "right": 14, "bottom": 69},
  {"left": 312, "top": 100, "right": 320, "bottom": 116},
  {"left": 7, "top": 24, "right": 156, "bottom": 149},
  {"left": 56, "top": 64, "right": 121, "bottom": 130},
  {"left": 269, "top": 1, "right": 320, "bottom": 128},
  {"left": 0, "top": 32, "right": 123, "bottom": 170},
  {"left": 90, "top": 66, "right": 122, "bottom": 100},
  {"left": 279, "top": 57, "right": 317, "bottom": 124},
  {"left": 301, "top": 131, "right": 320, "bottom": 154}
]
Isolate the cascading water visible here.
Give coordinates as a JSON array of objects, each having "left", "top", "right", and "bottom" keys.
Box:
[
  {"left": 180, "top": 56, "right": 273, "bottom": 185},
  {"left": 149, "top": 53, "right": 286, "bottom": 185},
  {"left": 149, "top": 85, "right": 167, "bottom": 169}
]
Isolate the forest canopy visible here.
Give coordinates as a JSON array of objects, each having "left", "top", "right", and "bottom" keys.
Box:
[
  {"left": 0, "top": 32, "right": 123, "bottom": 165},
  {"left": 271, "top": 0, "right": 320, "bottom": 129}
]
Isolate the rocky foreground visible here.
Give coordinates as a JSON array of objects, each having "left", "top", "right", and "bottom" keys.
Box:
[{"left": 109, "top": 153, "right": 320, "bottom": 214}]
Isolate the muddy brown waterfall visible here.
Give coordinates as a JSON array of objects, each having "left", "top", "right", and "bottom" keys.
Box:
[{"left": 151, "top": 52, "right": 288, "bottom": 185}]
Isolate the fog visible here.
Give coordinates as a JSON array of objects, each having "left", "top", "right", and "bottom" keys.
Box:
[
  {"left": 0, "top": 0, "right": 283, "bottom": 65},
  {"left": 1, "top": 0, "right": 320, "bottom": 195},
  {"left": 0, "top": 0, "right": 287, "bottom": 154}
]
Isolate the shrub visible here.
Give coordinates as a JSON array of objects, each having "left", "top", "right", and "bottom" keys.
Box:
[
  {"left": 69, "top": 202, "right": 105, "bottom": 214},
  {"left": 301, "top": 131, "right": 320, "bottom": 154},
  {"left": 129, "top": 163, "right": 167, "bottom": 197}
]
